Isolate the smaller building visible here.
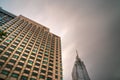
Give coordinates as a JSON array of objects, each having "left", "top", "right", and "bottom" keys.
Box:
[
  {"left": 0, "top": 7, "right": 16, "bottom": 26},
  {"left": 72, "top": 51, "right": 90, "bottom": 80}
]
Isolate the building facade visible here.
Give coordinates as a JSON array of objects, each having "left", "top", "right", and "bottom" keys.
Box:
[
  {"left": 0, "top": 7, "right": 16, "bottom": 26},
  {"left": 72, "top": 52, "right": 90, "bottom": 80},
  {"left": 0, "top": 15, "right": 63, "bottom": 80}
]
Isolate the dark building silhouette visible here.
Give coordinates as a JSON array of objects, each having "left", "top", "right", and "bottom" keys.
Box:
[{"left": 0, "top": 7, "right": 16, "bottom": 26}]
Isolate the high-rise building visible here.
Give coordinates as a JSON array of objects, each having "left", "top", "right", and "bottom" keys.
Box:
[
  {"left": 0, "top": 7, "right": 16, "bottom": 26},
  {"left": 0, "top": 15, "right": 63, "bottom": 80},
  {"left": 72, "top": 51, "right": 90, "bottom": 80}
]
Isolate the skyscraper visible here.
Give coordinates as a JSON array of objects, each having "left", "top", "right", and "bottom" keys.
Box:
[
  {"left": 0, "top": 7, "right": 16, "bottom": 26},
  {"left": 0, "top": 15, "right": 62, "bottom": 80},
  {"left": 72, "top": 51, "right": 90, "bottom": 80}
]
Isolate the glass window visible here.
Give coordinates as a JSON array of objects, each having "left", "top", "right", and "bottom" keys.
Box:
[
  {"left": 0, "top": 56, "right": 7, "bottom": 61},
  {"left": 39, "top": 75, "right": 45, "bottom": 79},
  {"left": 28, "top": 60, "right": 33, "bottom": 64},
  {"left": 30, "top": 56, "right": 35, "bottom": 59},
  {"left": 42, "top": 65, "right": 47, "bottom": 69},
  {"left": 32, "top": 72, "right": 38, "bottom": 77},
  {"left": 41, "top": 70, "right": 46, "bottom": 74},
  {"left": 0, "top": 45, "right": 6, "bottom": 49},
  {"left": 33, "top": 67, "right": 39, "bottom": 71},
  {"left": 8, "top": 48, "right": 14, "bottom": 52},
  {"left": 9, "top": 59, "right": 16, "bottom": 63},
  {"left": 48, "top": 67, "right": 53, "bottom": 71},
  {"left": 35, "top": 63, "right": 40, "bottom": 66},
  {"left": 23, "top": 54, "right": 28, "bottom": 57},
  {"left": 44, "top": 57, "right": 48, "bottom": 61},
  {"left": 17, "top": 47, "right": 23, "bottom": 51},
  {"left": 21, "top": 58, "right": 26, "bottom": 61},
  {"left": 36, "top": 59, "right": 41, "bottom": 62},
  {"left": 4, "top": 52, "right": 11, "bottom": 56},
  {"left": 26, "top": 65, "right": 32, "bottom": 68},
  {"left": 48, "top": 72, "right": 52, "bottom": 76},
  {"left": 24, "top": 70, "right": 30, "bottom": 74},
  {"left": 13, "top": 55, "right": 18, "bottom": 59},
  {"left": 21, "top": 76, "right": 28, "bottom": 80},
  {"left": 0, "top": 62, "right": 4, "bottom": 67},
  {"left": 1, "top": 70, "right": 9, "bottom": 76},
  {"left": 47, "top": 77, "right": 52, "bottom": 80},
  {"left": 5, "top": 64, "right": 13, "bottom": 69},
  {"left": 55, "top": 75, "right": 58, "bottom": 79},
  {"left": 11, "top": 73, "right": 19, "bottom": 78},
  {"left": 15, "top": 67, "right": 22, "bottom": 71},
  {"left": 18, "top": 62, "right": 24, "bottom": 66},
  {"left": 49, "top": 63, "right": 53, "bottom": 67},
  {"left": 43, "top": 61, "right": 47, "bottom": 64}
]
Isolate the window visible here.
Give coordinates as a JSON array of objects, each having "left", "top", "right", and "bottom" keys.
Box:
[
  {"left": 41, "top": 70, "right": 46, "bottom": 74},
  {"left": 21, "top": 76, "right": 28, "bottom": 80},
  {"left": 18, "top": 62, "right": 24, "bottom": 66},
  {"left": 13, "top": 55, "right": 18, "bottom": 59},
  {"left": 24, "top": 70, "right": 30, "bottom": 74},
  {"left": 33, "top": 67, "right": 39, "bottom": 71},
  {"left": 48, "top": 67, "right": 53, "bottom": 71},
  {"left": 5, "top": 64, "right": 13, "bottom": 69},
  {"left": 15, "top": 67, "right": 22, "bottom": 71},
  {"left": 11, "top": 73, "right": 19, "bottom": 78},
  {"left": 23, "top": 54, "right": 28, "bottom": 57},
  {"left": 8, "top": 48, "right": 14, "bottom": 52},
  {"left": 32, "top": 72, "right": 38, "bottom": 77},
  {"left": 4, "top": 52, "right": 11, "bottom": 56},
  {"left": 1, "top": 70, "right": 9, "bottom": 76},
  {"left": 9, "top": 59, "right": 16, "bottom": 63},
  {"left": 17, "top": 47, "right": 23, "bottom": 51},
  {"left": 38, "top": 55, "right": 42, "bottom": 59},
  {"left": 44, "top": 57, "right": 48, "bottom": 61},
  {"left": 55, "top": 75, "right": 58, "bottom": 79},
  {"left": 0, "top": 45, "right": 6, "bottom": 50},
  {"left": 36, "top": 59, "right": 41, "bottom": 62},
  {"left": 55, "top": 71, "right": 58, "bottom": 74},
  {"left": 30, "top": 56, "right": 35, "bottom": 59},
  {"left": 26, "top": 65, "right": 32, "bottom": 68},
  {"left": 42, "top": 65, "right": 47, "bottom": 69},
  {"left": 39, "top": 75, "right": 45, "bottom": 79},
  {"left": 49, "top": 63, "right": 53, "bottom": 67},
  {"left": 0, "top": 62, "right": 4, "bottom": 67},
  {"left": 28, "top": 60, "right": 33, "bottom": 64},
  {"left": 21, "top": 58, "right": 26, "bottom": 61},
  {"left": 35, "top": 63, "right": 40, "bottom": 66},
  {"left": 60, "top": 72, "right": 62, "bottom": 75},
  {"left": 15, "top": 51, "right": 21, "bottom": 55},
  {"left": 0, "top": 56, "right": 7, "bottom": 61},
  {"left": 48, "top": 72, "right": 52, "bottom": 76},
  {"left": 43, "top": 61, "right": 47, "bottom": 64},
  {"left": 47, "top": 77, "right": 52, "bottom": 80}
]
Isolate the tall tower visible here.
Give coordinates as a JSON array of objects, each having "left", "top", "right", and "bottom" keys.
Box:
[
  {"left": 0, "top": 15, "right": 63, "bottom": 80},
  {"left": 72, "top": 51, "right": 90, "bottom": 80},
  {"left": 0, "top": 8, "right": 16, "bottom": 26}
]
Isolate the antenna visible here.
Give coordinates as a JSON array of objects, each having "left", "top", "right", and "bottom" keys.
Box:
[
  {"left": 76, "top": 50, "right": 79, "bottom": 59},
  {"left": 76, "top": 50, "right": 79, "bottom": 57}
]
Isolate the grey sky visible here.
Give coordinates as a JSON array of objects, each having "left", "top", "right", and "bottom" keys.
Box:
[{"left": 0, "top": 0, "right": 120, "bottom": 80}]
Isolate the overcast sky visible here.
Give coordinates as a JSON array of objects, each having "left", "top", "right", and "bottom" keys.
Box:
[{"left": 0, "top": 0, "right": 120, "bottom": 80}]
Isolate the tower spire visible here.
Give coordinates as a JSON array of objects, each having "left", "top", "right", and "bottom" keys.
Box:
[{"left": 76, "top": 50, "right": 80, "bottom": 61}]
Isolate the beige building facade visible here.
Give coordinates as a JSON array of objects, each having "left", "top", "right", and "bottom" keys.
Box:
[{"left": 0, "top": 15, "right": 63, "bottom": 80}]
